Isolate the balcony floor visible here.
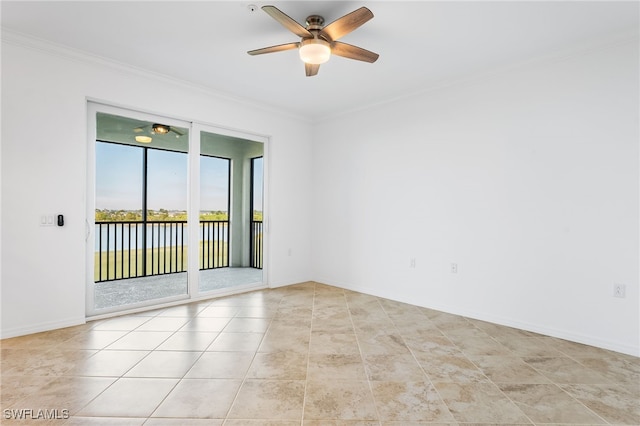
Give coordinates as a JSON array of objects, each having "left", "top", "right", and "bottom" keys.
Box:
[{"left": 94, "top": 267, "right": 262, "bottom": 310}]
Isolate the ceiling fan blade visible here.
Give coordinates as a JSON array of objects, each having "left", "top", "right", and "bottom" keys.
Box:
[
  {"left": 305, "top": 63, "right": 320, "bottom": 77},
  {"left": 332, "top": 42, "right": 379, "bottom": 63},
  {"left": 262, "top": 5, "right": 313, "bottom": 39},
  {"left": 170, "top": 127, "right": 185, "bottom": 137},
  {"left": 320, "top": 7, "right": 373, "bottom": 41},
  {"left": 248, "top": 42, "right": 299, "bottom": 56}
]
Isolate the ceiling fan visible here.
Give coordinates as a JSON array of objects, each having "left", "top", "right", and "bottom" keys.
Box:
[
  {"left": 134, "top": 123, "right": 184, "bottom": 137},
  {"left": 248, "top": 5, "right": 379, "bottom": 77}
]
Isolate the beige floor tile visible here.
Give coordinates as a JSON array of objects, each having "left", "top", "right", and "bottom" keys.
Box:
[
  {"left": 124, "top": 350, "right": 201, "bottom": 378},
  {"left": 309, "top": 332, "right": 360, "bottom": 355},
  {"left": 305, "top": 421, "right": 380, "bottom": 426},
  {"left": 76, "top": 377, "right": 178, "bottom": 417},
  {"left": 184, "top": 351, "right": 254, "bottom": 379},
  {"left": 541, "top": 337, "right": 624, "bottom": 359},
  {"left": 197, "top": 306, "right": 239, "bottom": 317},
  {"left": 380, "top": 423, "right": 459, "bottom": 426},
  {"left": 433, "top": 382, "right": 530, "bottom": 423},
  {"left": 470, "top": 355, "right": 551, "bottom": 383},
  {"left": 357, "top": 334, "right": 411, "bottom": 356},
  {"left": 312, "top": 318, "right": 355, "bottom": 334},
  {"left": 104, "top": 331, "right": 173, "bottom": 351},
  {"left": 91, "top": 316, "right": 151, "bottom": 331},
  {"left": 304, "top": 380, "right": 377, "bottom": 421},
  {"left": 155, "top": 331, "right": 218, "bottom": 351},
  {"left": 1, "top": 375, "right": 56, "bottom": 406},
  {"left": 3, "top": 376, "right": 116, "bottom": 415},
  {"left": 223, "top": 317, "right": 271, "bottom": 333},
  {"left": 1, "top": 348, "right": 51, "bottom": 375},
  {"left": 64, "top": 417, "right": 146, "bottom": 425},
  {"left": 3, "top": 282, "right": 637, "bottom": 426},
  {"left": 8, "top": 349, "right": 96, "bottom": 377},
  {"left": 257, "top": 329, "right": 310, "bottom": 353},
  {"left": 59, "top": 331, "right": 129, "bottom": 350},
  {"left": 371, "top": 380, "right": 455, "bottom": 422},
  {"left": 0, "top": 328, "right": 82, "bottom": 350},
  {"left": 235, "top": 306, "right": 278, "bottom": 318},
  {"left": 248, "top": 351, "right": 308, "bottom": 379},
  {"left": 273, "top": 306, "right": 313, "bottom": 320},
  {"left": 134, "top": 317, "right": 190, "bottom": 332},
  {"left": 352, "top": 319, "right": 396, "bottom": 338},
  {"left": 151, "top": 378, "right": 241, "bottom": 418},
  {"left": 576, "top": 356, "right": 640, "bottom": 389},
  {"left": 227, "top": 420, "right": 299, "bottom": 425},
  {"left": 413, "top": 351, "right": 487, "bottom": 383},
  {"left": 448, "top": 335, "right": 511, "bottom": 357},
  {"left": 308, "top": 353, "right": 366, "bottom": 380},
  {"left": 523, "top": 356, "right": 614, "bottom": 384},
  {"left": 144, "top": 419, "right": 222, "bottom": 425},
  {"left": 227, "top": 379, "right": 305, "bottom": 420},
  {"left": 402, "top": 333, "right": 458, "bottom": 356},
  {"left": 499, "top": 383, "right": 606, "bottom": 424},
  {"left": 429, "top": 313, "right": 473, "bottom": 331},
  {"left": 561, "top": 383, "right": 640, "bottom": 424},
  {"left": 495, "top": 336, "right": 565, "bottom": 357},
  {"left": 363, "top": 353, "right": 426, "bottom": 381},
  {"left": 207, "top": 332, "right": 264, "bottom": 352},
  {"left": 69, "top": 350, "right": 149, "bottom": 377},
  {"left": 468, "top": 319, "right": 538, "bottom": 340},
  {"left": 180, "top": 317, "right": 231, "bottom": 332},
  {"left": 156, "top": 304, "right": 208, "bottom": 317},
  {"left": 391, "top": 320, "right": 443, "bottom": 336}
]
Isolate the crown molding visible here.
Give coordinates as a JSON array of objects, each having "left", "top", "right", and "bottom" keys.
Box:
[
  {"left": 315, "top": 27, "right": 639, "bottom": 123},
  {"left": 1, "top": 28, "right": 312, "bottom": 124}
]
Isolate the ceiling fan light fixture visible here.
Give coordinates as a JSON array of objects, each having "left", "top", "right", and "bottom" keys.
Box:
[
  {"left": 152, "top": 123, "right": 170, "bottom": 134},
  {"left": 299, "top": 39, "right": 331, "bottom": 64},
  {"left": 135, "top": 135, "right": 153, "bottom": 143}
]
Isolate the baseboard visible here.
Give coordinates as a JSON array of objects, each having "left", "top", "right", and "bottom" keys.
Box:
[
  {"left": 0, "top": 317, "right": 86, "bottom": 340},
  {"left": 315, "top": 278, "right": 640, "bottom": 358}
]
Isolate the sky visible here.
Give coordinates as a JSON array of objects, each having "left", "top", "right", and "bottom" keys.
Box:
[{"left": 96, "top": 142, "right": 233, "bottom": 212}]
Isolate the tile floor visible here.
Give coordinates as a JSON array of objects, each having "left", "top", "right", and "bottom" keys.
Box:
[{"left": 1, "top": 282, "right": 638, "bottom": 425}]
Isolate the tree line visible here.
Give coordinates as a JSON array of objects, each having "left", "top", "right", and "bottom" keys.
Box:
[{"left": 95, "top": 209, "right": 262, "bottom": 222}]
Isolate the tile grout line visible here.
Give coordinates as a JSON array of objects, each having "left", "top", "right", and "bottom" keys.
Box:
[
  {"left": 345, "top": 290, "right": 383, "bottom": 426},
  {"left": 219, "top": 289, "right": 281, "bottom": 424},
  {"left": 298, "top": 282, "right": 317, "bottom": 426},
  {"left": 378, "top": 301, "right": 461, "bottom": 424}
]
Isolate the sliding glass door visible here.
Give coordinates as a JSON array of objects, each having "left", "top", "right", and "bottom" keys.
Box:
[
  {"left": 89, "top": 107, "right": 190, "bottom": 315},
  {"left": 87, "top": 104, "right": 267, "bottom": 317},
  {"left": 198, "top": 129, "right": 264, "bottom": 293}
]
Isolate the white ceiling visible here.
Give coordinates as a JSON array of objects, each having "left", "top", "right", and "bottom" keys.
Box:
[{"left": 2, "top": 1, "right": 638, "bottom": 120}]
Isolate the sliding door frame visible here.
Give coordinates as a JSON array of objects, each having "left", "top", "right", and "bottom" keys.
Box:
[{"left": 86, "top": 101, "right": 269, "bottom": 319}]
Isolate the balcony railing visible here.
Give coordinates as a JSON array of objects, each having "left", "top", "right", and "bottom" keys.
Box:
[
  {"left": 251, "top": 220, "right": 263, "bottom": 269},
  {"left": 200, "top": 220, "right": 229, "bottom": 270},
  {"left": 95, "top": 220, "right": 229, "bottom": 283}
]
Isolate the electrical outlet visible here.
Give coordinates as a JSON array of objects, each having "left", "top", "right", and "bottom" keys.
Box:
[
  {"left": 451, "top": 263, "right": 458, "bottom": 273},
  {"left": 614, "top": 283, "right": 626, "bottom": 298},
  {"left": 410, "top": 258, "right": 416, "bottom": 268}
]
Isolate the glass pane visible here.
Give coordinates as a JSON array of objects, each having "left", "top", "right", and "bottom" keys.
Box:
[
  {"left": 94, "top": 112, "right": 189, "bottom": 312},
  {"left": 147, "top": 149, "right": 188, "bottom": 220},
  {"left": 95, "top": 142, "right": 143, "bottom": 219},
  {"left": 199, "top": 130, "right": 262, "bottom": 292},
  {"left": 252, "top": 157, "right": 263, "bottom": 221},
  {"left": 200, "top": 156, "right": 230, "bottom": 221}
]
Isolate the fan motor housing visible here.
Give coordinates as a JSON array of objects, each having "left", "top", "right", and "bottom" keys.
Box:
[{"left": 305, "top": 15, "right": 324, "bottom": 30}]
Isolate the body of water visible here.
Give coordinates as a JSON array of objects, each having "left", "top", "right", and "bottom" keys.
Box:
[{"left": 95, "top": 222, "right": 228, "bottom": 252}]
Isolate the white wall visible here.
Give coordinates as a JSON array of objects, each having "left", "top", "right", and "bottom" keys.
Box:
[
  {"left": 1, "top": 36, "right": 313, "bottom": 337},
  {"left": 311, "top": 40, "right": 639, "bottom": 356}
]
